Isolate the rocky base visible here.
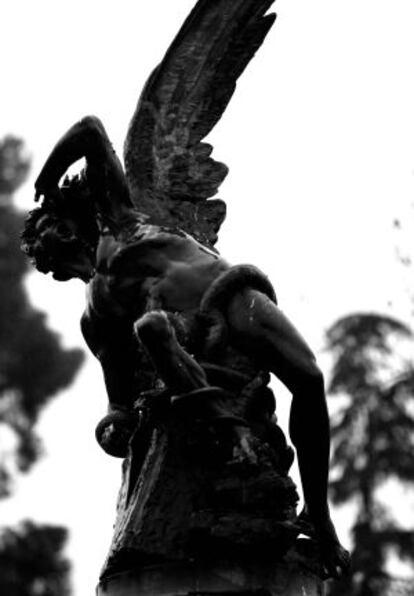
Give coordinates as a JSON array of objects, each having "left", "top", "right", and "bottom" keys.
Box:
[
  {"left": 98, "top": 376, "right": 326, "bottom": 594},
  {"left": 97, "top": 542, "right": 324, "bottom": 596},
  {"left": 100, "top": 415, "right": 301, "bottom": 579}
]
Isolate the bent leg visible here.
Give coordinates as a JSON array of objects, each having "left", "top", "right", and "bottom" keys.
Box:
[{"left": 135, "top": 311, "right": 208, "bottom": 394}]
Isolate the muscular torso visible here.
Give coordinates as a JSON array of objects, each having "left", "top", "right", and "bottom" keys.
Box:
[
  {"left": 85, "top": 224, "right": 229, "bottom": 322},
  {"left": 80, "top": 224, "right": 272, "bottom": 413}
]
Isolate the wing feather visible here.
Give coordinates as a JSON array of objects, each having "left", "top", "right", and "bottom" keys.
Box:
[{"left": 124, "top": 0, "right": 276, "bottom": 246}]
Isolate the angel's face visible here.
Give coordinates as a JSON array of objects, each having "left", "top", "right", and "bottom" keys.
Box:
[{"left": 32, "top": 214, "right": 95, "bottom": 282}]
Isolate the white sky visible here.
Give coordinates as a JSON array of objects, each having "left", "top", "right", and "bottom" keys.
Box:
[{"left": 1, "top": 1, "right": 414, "bottom": 594}]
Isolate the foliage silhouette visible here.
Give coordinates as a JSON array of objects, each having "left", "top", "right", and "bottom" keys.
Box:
[
  {"left": 326, "top": 313, "right": 414, "bottom": 595},
  {"left": 0, "top": 135, "right": 84, "bottom": 595},
  {"left": 0, "top": 135, "right": 84, "bottom": 497},
  {"left": 0, "top": 521, "right": 70, "bottom": 596}
]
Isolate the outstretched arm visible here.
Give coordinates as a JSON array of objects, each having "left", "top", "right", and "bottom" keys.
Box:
[
  {"left": 35, "top": 116, "right": 132, "bottom": 211},
  {"left": 226, "top": 288, "right": 350, "bottom": 578}
]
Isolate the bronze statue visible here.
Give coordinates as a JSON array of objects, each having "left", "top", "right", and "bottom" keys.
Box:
[{"left": 22, "top": 0, "right": 349, "bottom": 581}]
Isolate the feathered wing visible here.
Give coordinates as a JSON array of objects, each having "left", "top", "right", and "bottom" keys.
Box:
[{"left": 124, "top": 0, "right": 276, "bottom": 247}]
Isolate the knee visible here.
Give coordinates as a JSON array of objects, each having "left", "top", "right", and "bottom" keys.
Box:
[{"left": 134, "top": 310, "right": 172, "bottom": 346}]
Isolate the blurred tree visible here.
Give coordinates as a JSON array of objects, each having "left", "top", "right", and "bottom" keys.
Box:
[
  {"left": 325, "top": 313, "right": 414, "bottom": 596},
  {"left": 0, "top": 521, "right": 70, "bottom": 596},
  {"left": 0, "top": 135, "right": 84, "bottom": 595},
  {"left": 0, "top": 135, "right": 84, "bottom": 497}
]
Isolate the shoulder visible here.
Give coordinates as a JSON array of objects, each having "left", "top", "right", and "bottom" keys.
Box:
[{"left": 201, "top": 264, "right": 277, "bottom": 314}]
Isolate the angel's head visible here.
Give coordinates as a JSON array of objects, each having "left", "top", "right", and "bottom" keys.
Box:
[{"left": 22, "top": 175, "right": 99, "bottom": 282}]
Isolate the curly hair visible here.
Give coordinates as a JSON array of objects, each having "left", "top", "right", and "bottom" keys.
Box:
[{"left": 21, "top": 173, "right": 100, "bottom": 274}]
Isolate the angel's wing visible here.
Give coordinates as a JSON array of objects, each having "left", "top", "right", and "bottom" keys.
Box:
[{"left": 124, "top": 0, "right": 276, "bottom": 247}]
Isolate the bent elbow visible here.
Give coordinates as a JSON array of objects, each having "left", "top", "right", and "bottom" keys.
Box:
[{"left": 79, "top": 115, "right": 105, "bottom": 134}]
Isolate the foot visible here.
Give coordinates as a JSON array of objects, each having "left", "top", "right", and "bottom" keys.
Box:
[
  {"left": 315, "top": 515, "right": 350, "bottom": 579},
  {"left": 297, "top": 508, "right": 350, "bottom": 579}
]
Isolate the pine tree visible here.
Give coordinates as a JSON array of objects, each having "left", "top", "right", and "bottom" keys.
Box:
[
  {"left": 326, "top": 313, "right": 414, "bottom": 596},
  {"left": 0, "top": 135, "right": 84, "bottom": 497},
  {"left": 0, "top": 135, "right": 84, "bottom": 595}
]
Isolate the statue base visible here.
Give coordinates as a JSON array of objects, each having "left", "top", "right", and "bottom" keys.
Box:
[
  {"left": 97, "top": 382, "right": 326, "bottom": 596},
  {"left": 97, "top": 548, "right": 324, "bottom": 596}
]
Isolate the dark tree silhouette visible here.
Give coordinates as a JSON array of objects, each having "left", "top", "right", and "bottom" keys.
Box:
[
  {"left": 0, "top": 521, "right": 70, "bottom": 596},
  {"left": 0, "top": 135, "right": 84, "bottom": 497},
  {"left": 325, "top": 313, "right": 414, "bottom": 596},
  {"left": 0, "top": 135, "right": 84, "bottom": 595}
]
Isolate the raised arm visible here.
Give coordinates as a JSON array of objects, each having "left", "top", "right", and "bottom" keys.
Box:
[{"left": 35, "top": 116, "right": 132, "bottom": 212}]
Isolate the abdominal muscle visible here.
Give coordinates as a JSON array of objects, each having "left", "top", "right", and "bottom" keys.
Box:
[
  {"left": 156, "top": 255, "right": 229, "bottom": 312},
  {"left": 87, "top": 232, "right": 230, "bottom": 319}
]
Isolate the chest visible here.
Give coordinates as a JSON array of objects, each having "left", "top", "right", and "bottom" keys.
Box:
[
  {"left": 88, "top": 264, "right": 221, "bottom": 320},
  {"left": 88, "top": 230, "right": 227, "bottom": 319}
]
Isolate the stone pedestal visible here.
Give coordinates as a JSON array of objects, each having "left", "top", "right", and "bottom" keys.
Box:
[
  {"left": 96, "top": 400, "right": 325, "bottom": 596},
  {"left": 97, "top": 556, "right": 324, "bottom": 596}
]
